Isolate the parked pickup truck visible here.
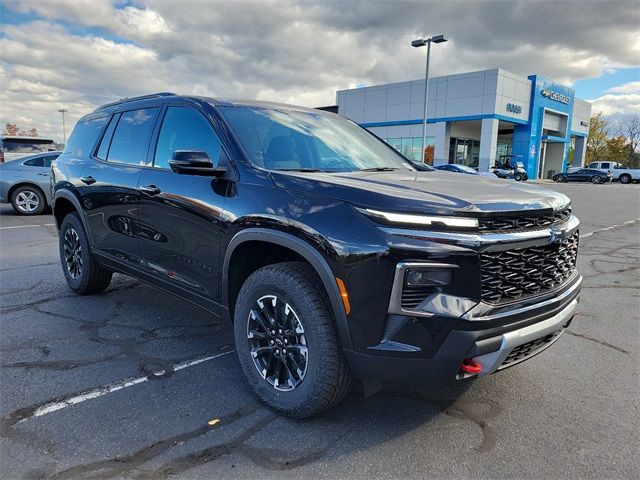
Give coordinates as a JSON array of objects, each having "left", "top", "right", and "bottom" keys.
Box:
[{"left": 568, "top": 161, "right": 640, "bottom": 184}]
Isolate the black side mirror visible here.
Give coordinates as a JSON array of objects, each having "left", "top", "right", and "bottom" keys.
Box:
[{"left": 169, "top": 150, "right": 227, "bottom": 177}]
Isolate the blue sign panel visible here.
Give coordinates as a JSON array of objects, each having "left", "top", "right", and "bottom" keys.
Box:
[{"left": 511, "top": 75, "right": 575, "bottom": 179}]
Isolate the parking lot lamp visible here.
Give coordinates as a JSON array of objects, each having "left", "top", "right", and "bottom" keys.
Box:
[
  {"left": 58, "top": 108, "right": 68, "bottom": 145},
  {"left": 412, "top": 34, "right": 447, "bottom": 163}
]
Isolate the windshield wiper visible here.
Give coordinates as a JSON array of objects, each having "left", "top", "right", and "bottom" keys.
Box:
[
  {"left": 360, "top": 167, "right": 399, "bottom": 172},
  {"left": 278, "top": 168, "right": 323, "bottom": 172}
]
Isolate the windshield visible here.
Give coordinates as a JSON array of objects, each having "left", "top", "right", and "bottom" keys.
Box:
[
  {"left": 218, "top": 106, "right": 417, "bottom": 172},
  {"left": 2, "top": 138, "right": 57, "bottom": 153}
]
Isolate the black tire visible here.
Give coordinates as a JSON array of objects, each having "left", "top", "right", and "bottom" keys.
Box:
[
  {"left": 553, "top": 174, "right": 562, "bottom": 182},
  {"left": 619, "top": 174, "right": 632, "bottom": 184},
  {"left": 11, "top": 186, "right": 46, "bottom": 215},
  {"left": 59, "top": 213, "right": 112, "bottom": 294},
  {"left": 234, "top": 261, "right": 352, "bottom": 418},
  {"left": 514, "top": 173, "right": 523, "bottom": 181},
  {"left": 591, "top": 176, "right": 603, "bottom": 184}
]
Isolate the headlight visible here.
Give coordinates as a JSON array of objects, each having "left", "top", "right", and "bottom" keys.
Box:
[{"left": 358, "top": 207, "right": 479, "bottom": 229}]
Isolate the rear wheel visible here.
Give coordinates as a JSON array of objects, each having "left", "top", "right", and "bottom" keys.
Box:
[
  {"left": 234, "top": 261, "right": 352, "bottom": 418},
  {"left": 619, "top": 174, "right": 632, "bottom": 184},
  {"left": 11, "top": 186, "right": 46, "bottom": 215},
  {"left": 591, "top": 176, "right": 603, "bottom": 184},
  {"left": 59, "top": 213, "right": 112, "bottom": 294}
]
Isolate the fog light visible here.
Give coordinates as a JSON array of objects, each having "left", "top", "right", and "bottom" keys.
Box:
[{"left": 404, "top": 268, "right": 451, "bottom": 287}]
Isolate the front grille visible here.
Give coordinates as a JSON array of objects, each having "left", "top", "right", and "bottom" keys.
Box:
[
  {"left": 480, "top": 231, "right": 579, "bottom": 304},
  {"left": 478, "top": 205, "right": 571, "bottom": 233},
  {"left": 500, "top": 329, "right": 564, "bottom": 367},
  {"left": 401, "top": 285, "right": 436, "bottom": 309}
]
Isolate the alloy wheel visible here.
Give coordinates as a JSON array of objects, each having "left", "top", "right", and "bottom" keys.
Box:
[
  {"left": 15, "top": 190, "right": 40, "bottom": 213},
  {"left": 63, "top": 227, "right": 83, "bottom": 279},
  {"left": 247, "top": 295, "right": 309, "bottom": 391}
]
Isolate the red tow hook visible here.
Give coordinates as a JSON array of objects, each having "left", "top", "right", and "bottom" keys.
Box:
[{"left": 460, "top": 358, "right": 482, "bottom": 374}]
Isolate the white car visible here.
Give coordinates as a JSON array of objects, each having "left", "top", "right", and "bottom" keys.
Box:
[
  {"left": 0, "top": 135, "right": 59, "bottom": 163},
  {"left": 568, "top": 161, "right": 640, "bottom": 184}
]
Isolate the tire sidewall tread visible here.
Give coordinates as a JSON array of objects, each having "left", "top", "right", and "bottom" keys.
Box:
[
  {"left": 59, "top": 213, "right": 112, "bottom": 294},
  {"left": 234, "top": 261, "right": 351, "bottom": 418}
]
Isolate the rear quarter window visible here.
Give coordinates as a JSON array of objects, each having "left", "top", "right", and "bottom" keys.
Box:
[
  {"left": 23, "top": 157, "right": 46, "bottom": 167},
  {"left": 64, "top": 116, "right": 109, "bottom": 157}
]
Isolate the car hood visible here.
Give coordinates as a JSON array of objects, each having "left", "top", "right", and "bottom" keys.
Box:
[{"left": 269, "top": 170, "right": 570, "bottom": 214}]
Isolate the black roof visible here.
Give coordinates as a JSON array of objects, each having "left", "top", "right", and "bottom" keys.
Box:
[{"left": 92, "top": 92, "right": 327, "bottom": 115}]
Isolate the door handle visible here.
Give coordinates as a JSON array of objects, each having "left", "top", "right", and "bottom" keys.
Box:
[
  {"left": 80, "top": 176, "right": 96, "bottom": 185},
  {"left": 139, "top": 184, "right": 161, "bottom": 195}
]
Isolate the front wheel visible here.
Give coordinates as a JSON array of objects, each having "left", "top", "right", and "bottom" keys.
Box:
[
  {"left": 59, "top": 213, "right": 113, "bottom": 294},
  {"left": 591, "top": 176, "right": 603, "bottom": 184},
  {"left": 11, "top": 186, "right": 46, "bottom": 215},
  {"left": 234, "top": 262, "right": 352, "bottom": 418},
  {"left": 514, "top": 173, "right": 523, "bottom": 181}
]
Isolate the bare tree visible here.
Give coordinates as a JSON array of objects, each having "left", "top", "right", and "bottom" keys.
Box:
[{"left": 615, "top": 114, "right": 640, "bottom": 166}]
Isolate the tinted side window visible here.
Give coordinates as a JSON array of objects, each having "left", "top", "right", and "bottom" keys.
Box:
[
  {"left": 43, "top": 154, "right": 59, "bottom": 168},
  {"left": 96, "top": 114, "right": 120, "bottom": 160},
  {"left": 601, "top": 163, "right": 610, "bottom": 169},
  {"left": 107, "top": 108, "right": 159, "bottom": 166},
  {"left": 64, "top": 116, "right": 109, "bottom": 157},
  {"left": 23, "top": 157, "right": 45, "bottom": 167},
  {"left": 154, "top": 107, "right": 221, "bottom": 169}
]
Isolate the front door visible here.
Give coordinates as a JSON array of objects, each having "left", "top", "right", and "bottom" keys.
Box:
[
  {"left": 78, "top": 107, "right": 160, "bottom": 268},
  {"left": 136, "top": 105, "right": 229, "bottom": 311}
]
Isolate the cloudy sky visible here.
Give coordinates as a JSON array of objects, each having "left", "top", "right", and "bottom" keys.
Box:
[{"left": 1, "top": 0, "right": 639, "bottom": 142}]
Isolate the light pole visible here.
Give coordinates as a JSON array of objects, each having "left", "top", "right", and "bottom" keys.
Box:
[
  {"left": 412, "top": 34, "right": 447, "bottom": 163},
  {"left": 58, "top": 108, "right": 68, "bottom": 145}
]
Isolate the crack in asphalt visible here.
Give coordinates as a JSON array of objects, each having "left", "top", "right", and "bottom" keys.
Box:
[{"left": 565, "top": 330, "right": 629, "bottom": 354}]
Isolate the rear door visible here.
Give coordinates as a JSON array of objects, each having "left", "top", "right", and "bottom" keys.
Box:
[
  {"left": 79, "top": 107, "right": 160, "bottom": 268},
  {"left": 135, "top": 104, "right": 230, "bottom": 309}
]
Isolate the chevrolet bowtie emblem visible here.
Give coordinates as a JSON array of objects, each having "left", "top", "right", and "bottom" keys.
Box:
[{"left": 549, "top": 226, "right": 567, "bottom": 243}]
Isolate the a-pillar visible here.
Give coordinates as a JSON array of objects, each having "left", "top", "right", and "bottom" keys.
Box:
[
  {"left": 479, "top": 118, "right": 499, "bottom": 172},
  {"left": 432, "top": 122, "right": 451, "bottom": 166}
]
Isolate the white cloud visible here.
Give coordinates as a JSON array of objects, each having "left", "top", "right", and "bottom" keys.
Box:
[
  {"left": 588, "top": 93, "right": 640, "bottom": 116},
  {"left": 607, "top": 81, "right": 640, "bottom": 94},
  {"left": 1, "top": 0, "right": 639, "bottom": 142}
]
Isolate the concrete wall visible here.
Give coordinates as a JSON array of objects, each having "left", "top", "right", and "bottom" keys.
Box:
[
  {"left": 571, "top": 98, "right": 592, "bottom": 135},
  {"left": 337, "top": 69, "right": 531, "bottom": 126}
]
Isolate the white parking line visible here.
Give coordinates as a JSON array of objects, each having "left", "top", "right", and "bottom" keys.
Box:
[
  {"left": 580, "top": 218, "right": 640, "bottom": 239},
  {"left": 0, "top": 223, "right": 55, "bottom": 230},
  {"left": 18, "top": 349, "right": 234, "bottom": 423}
]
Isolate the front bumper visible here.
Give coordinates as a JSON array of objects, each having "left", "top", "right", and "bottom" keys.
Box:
[
  {"left": 343, "top": 278, "right": 580, "bottom": 384},
  {"left": 343, "top": 214, "right": 582, "bottom": 384},
  {"left": 468, "top": 296, "right": 578, "bottom": 378}
]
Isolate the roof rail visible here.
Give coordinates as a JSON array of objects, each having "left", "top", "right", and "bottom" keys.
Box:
[{"left": 96, "top": 92, "right": 177, "bottom": 110}]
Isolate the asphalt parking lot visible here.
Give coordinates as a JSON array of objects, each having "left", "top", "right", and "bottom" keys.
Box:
[{"left": 1, "top": 182, "right": 639, "bottom": 480}]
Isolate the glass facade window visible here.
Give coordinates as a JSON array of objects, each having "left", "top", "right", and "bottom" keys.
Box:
[
  {"left": 497, "top": 134, "right": 513, "bottom": 159},
  {"left": 449, "top": 137, "right": 480, "bottom": 167},
  {"left": 385, "top": 136, "right": 434, "bottom": 163}
]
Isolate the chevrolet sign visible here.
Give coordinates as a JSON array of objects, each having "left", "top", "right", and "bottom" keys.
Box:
[{"left": 541, "top": 88, "right": 570, "bottom": 104}]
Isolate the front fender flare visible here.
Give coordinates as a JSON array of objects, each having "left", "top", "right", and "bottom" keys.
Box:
[{"left": 222, "top": 228, "right": 353, "bottom": 350}]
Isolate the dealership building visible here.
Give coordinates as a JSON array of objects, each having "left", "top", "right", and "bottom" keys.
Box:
[{"left": 335, "top": 69, "right": 592, "bottom": 179}]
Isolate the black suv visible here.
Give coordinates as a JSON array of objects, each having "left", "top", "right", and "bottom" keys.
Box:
[{"left": 52, "top": 93, "right": 581, "bottom": 417}]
